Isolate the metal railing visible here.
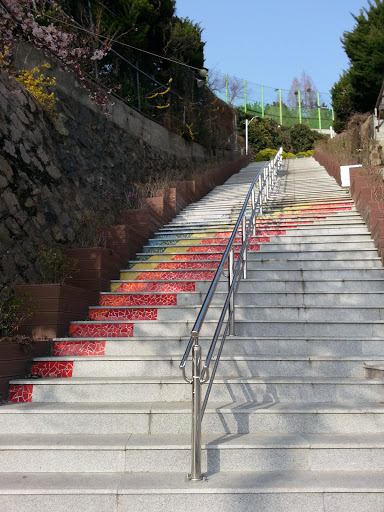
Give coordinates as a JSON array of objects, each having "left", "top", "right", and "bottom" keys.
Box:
[{"left": 179, "top": 148, "right": 283, "bottom": 480}]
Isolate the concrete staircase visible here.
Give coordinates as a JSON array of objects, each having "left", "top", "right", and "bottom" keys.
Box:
[{"left": 2, "top": 157, "right": 384, "bottom": 511}]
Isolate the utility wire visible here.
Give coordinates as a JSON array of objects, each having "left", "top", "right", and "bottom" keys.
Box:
[{"left": 30, "top": 3, "right": 206, "bottom": 73}]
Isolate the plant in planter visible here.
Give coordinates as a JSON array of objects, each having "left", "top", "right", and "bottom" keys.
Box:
[
  {"left": 0, "top": 286, "right": 49, "bottom": 402},
  {"left": 0, "top": 286, "right": 36, "bottom": 344},
  {"left": 16, "top": 244, "right": 95, "bottom": 339}
]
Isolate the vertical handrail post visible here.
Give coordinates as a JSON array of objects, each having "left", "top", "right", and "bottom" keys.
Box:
[
  {"left": 251, "top": 188, "right": 256, "bottom": 237},
  {"left": 190, "top": 336, "right": 202, "bottom": 481},
  {"left": 228, "top": 249, "right": 235, "bottom": 335},
  {"left": 242, "top": 215, "right": 247, "bottom": 279},
  {"left": 259, "top": 175, "right": 263, "bottom": 216}
]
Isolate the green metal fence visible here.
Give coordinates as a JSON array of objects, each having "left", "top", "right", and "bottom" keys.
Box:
[{"left": 210, "top": 72, "right": 333, "bottom": 130}]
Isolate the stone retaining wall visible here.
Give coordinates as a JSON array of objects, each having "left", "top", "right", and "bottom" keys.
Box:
[{"left": 0, "top": 68, "right": 242, "bottom": 287}]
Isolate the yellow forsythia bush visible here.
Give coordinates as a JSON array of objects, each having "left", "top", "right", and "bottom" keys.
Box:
[{"left": 14, "top": 63, "right": 56, "bottom": 119}]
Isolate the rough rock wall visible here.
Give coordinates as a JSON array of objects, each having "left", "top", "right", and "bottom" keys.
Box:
[{"left": 0, "top": 71, "right": 216, "bottom": 287}]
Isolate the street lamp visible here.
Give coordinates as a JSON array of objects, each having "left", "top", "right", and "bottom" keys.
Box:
[{"left": 245, "top": 116, "right": 259, "bottom": 155}]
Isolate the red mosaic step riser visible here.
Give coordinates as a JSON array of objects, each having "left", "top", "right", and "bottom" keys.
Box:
[
  {"left": 100, "top": 294, "right": 177, "bottom": 306},
  {"left": 155, "top": 262, "right": 221, "bottom": 270},
  {"left": 69, "top": 323, "right": 134, "bottom": 338},
  {"left": 114, "top": 282, "right": 196, "bottom": 293},
  {"left": 89, "top": 308, "right": 157, "bottom": 321},
  {"left": 135, "top": 271, "right": 217, "bottom": 281},
  {"left": 9, "top": 384, "right": 33, "bottom": 403},
  {"left": 53, "top": 341, "right": 106, "bottom": 356},
  {"left": 172, "top": 254, "right": 225, "bottom": 262},
  {"left": 185, "top": 245, "right": 260, "bottom": 254},
  {"left": 198, "top": 236, "right": 270, "bottom": 245},
  {"left": 31, "top": 361, "right": 73, "bottom": 378}
]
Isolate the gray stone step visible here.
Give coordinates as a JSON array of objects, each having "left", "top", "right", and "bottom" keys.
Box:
[
  {"left": 68, "top": 317, "right": 384, "bottom": 338},
  {"left": 136, "top": 248, "right": 379, "bottom": 260},
  {"left": 1, "top": 470, "right": 384, "bottom": 512},
  {"left": 159, "top": 220, "right": 367, "bottom": 235},
  {"left": 168, "top": 214, "right": 363, "bottom": 228},
  {"left": 10, "top": 376, "right": 384, "bottom": 403},
  {"left": 110, "top": 278, "right": 384, "bottom": 294},
  {"left": 159, "top": 222, "right": 367, "bottom": 235},
  {"left": 55, "top": 336, "right": 384, "bottom": 357},
  {"left": 2, "top": 401, "right": 384, "bottom": 435},
  {"left": 141, "top": 241, "right": 376, "bottom": 253},
  {"left": 120, "top": 268, "right": 384, "bottom": 281},
  {"left": 32, "top": 354, "right": 378, "bottom": 378},
  {"left": 146, "top": 234, "right": 373, "bottom": 245},
  {"left": 100, "top": 291, "right": 384, "bottom": 307},
  {"left": 1, "top": 432, "right": 383, "bottom": 473},
  {"left": 87, "top": 304, "right": 384, "bottom": 323},
  {"left": 128, "top": 258, "right": 383, "bottom": 271}
]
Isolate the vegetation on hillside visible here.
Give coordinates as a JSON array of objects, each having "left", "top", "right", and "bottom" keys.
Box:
[
  {"left": 332, "top": 0, "right": 384, "bottom": 132},
  {"left": 315, "top": 113, "right": 373, "bottom": 166},
  {"left": 0, "top": 0, "right": 237, "bottom": 149},
  {"left": 237, "top": 109, "right": 327, "bottom": 158}
]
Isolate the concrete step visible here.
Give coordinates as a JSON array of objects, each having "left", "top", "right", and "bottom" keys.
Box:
[
  {"left": 99, "top": 291, "right": 384, "bottom": 308},
  {"left": 2, "top": 401, "right": 384, "bottom": 435},
  {"left": 30, "top": 355, "right": 379, "bottom": 379},
  {"left": 66, "top": 317, "right": 384, "bottom": 338},
  {"left": 9, "top": 376, "right": 384, "bottom": 403},
  {"left": 146, "top": 234, "right": 373, "bottom": 245},
  {"left": 1, "top": 470, "right": 384, "bottom": 512},
  {"left": 1, "top": 432, "right": 383, "bottom": 473},
  {"left": 128, "top": 258, "right": 382, "bottom": 271},
  {"left": 120, "top": 268, "right": 384, "bottom": 282},
  {"left": 141, "top": 241, "right": 376, "bottom": 253},
  {"left": 159, "top": 219, "right": 367, "bottom": 234},
  {"left": 53, "top": 336, "right": 384, "bottom": 357},
  {"left": 168, "top": 213, "right": 362, "bottom": 227},
  {"left": 156, "top": 227, "right": 371, "bottom": 238},
  {"left": 135, "top": 249, "right": 379, "bottom": 260},
  {"left": 86, "top": 305, "right": 384, "bottom": 323},
  {"left": 110, "top": 278, "right": 384, "bottom": 294}
]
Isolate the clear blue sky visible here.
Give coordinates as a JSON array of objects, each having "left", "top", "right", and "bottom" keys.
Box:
[{"left": 175, "top": 0, "right": 370, "bottom": 96}]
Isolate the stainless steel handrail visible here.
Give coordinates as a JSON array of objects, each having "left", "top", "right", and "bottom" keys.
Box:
[{"left": 179, "top": 148, "right": 283, "bottom": 481}]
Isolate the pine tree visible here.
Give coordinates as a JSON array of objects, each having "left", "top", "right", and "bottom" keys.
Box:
[{"left": 332, "top": 0, "right": 384, "bottom": 130}]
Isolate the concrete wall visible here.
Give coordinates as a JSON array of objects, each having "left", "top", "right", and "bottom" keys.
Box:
[{"left": 15, "top": 44, "right": 213, "bottom": 162}]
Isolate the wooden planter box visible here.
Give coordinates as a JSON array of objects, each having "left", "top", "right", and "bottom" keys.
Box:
[
  {"left": 146, "top": 196, "right": 164, "bottom": 235},
  {"left": 107, "top": 210, "right": 149, "bottom": 261},
  {"left": 15, "top": 284, "right": 95, "bottom": 339},
  {"left": 0, "top": 339, "right": 51, "bottom": 402},
  {"left": 64, "top": 247, "right": 124, "bottom": 299},
  {"left": 176, "top": 181, "right": 189, "bottom": 213},
  {"left": 350, "top": 176, "right": 371, "bottom": 202},
  {"left": 164, "top": 188, "right": 176, "bottom": 223},
  {"left": 185, "top": 180, "right": 196, "bottom": 203}
]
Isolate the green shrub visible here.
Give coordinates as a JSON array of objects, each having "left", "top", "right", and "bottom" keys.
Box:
[
  {"left": 306, "top": 150, "right": 314, "bottom": 157},
  {"left": 0, "top": 287, "right": 36, "bottom": 338},
  {"left": 255, "top": 148, "right": 277, "bottom": 162},
  {"left": 37, "top": 243, "right": 77, "bottom": 284},
  {"left": 282, "top": 151, "right": 296, "bottom": 159}
]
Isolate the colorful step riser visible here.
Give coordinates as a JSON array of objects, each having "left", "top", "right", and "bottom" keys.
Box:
[
  {"left": 69, "top": 323, "right": 133, "bottom": 338},
  {"left": 141, "top": 209, "right": 353, "bottom": 255},
  {"left": 100, "top": 294, "right": 177, "bottom": 306},
  {"left": 75, "top": 203, "right": 359, "bottom": 333},
  {"left": 142, "top": 245, "right": 262, "bottom": 256},
  {"left": 9, "top": 201, "right": 354, "bottom": 404}
]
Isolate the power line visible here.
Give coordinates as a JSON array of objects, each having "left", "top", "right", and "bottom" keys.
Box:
[{"left": 31, "top": 4, "right": 206, "bottom": 73}]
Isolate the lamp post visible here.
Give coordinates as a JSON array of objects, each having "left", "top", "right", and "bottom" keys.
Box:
[{"left": 245, "top": 116, "right": 259, "bottom": 155}]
